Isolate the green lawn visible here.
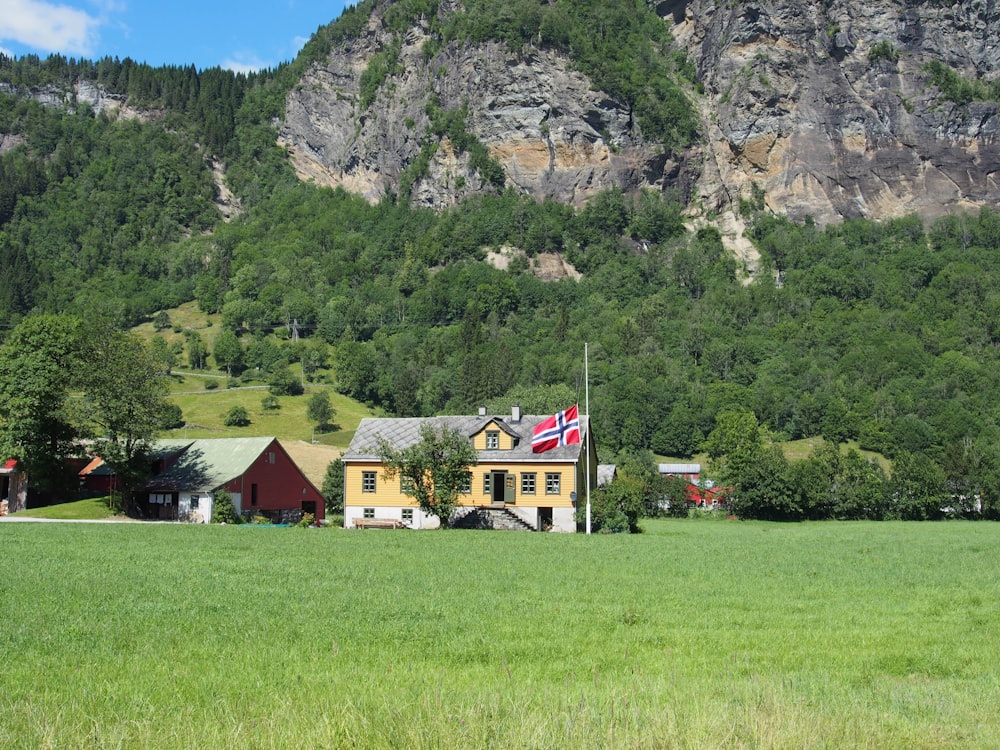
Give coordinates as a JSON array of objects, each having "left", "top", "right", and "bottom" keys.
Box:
[
  {"left": 9, "top": 496, "right": 117, "bottom": 520},
  {"left": 1, "top": 519, "right": 997, "bottom": 748},
  {"left": 163, "top": 376, "right": 373, "bottom": 449}
]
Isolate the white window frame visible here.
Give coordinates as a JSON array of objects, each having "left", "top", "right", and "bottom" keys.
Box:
[
  {"left": 362, "top": 471, "right": 377, "bottom": 492},
  {"left": 486, "top": 430, "right": 500, "bottom": 449},
  {"left": 521, "top": 472, "right": 536, "bottom": 495},
  {"left": 545, "top": 472, "right": 561, "bottom": 495}
]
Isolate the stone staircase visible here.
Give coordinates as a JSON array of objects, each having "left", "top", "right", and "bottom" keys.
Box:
[{"left": 450, "top": 506, "right": 535, "bottom": 531}]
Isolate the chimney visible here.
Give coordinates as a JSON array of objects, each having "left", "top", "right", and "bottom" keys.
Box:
[
  {"left": 511, "top": 404, "right": 522, "bottom": 423},
  {"left": 478, "top": 405, "right": 487, "bottom": 417}
]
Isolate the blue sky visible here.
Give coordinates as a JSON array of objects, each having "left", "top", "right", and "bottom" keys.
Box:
[{"left": 0, "top": 0, "right": 351, "bottom": 72}]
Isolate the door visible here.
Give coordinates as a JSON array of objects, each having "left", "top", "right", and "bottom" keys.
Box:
[{"left": 491, "top": 471, "right": 514, "bottom": 506}]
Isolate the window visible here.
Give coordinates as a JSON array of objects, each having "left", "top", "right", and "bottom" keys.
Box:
[
  {"left": 483, "top": 473, "right": 492, "bottom": 494},
  {"left": 486, "top": 430, "right": 500, "bottom": 449},
  {"left": 191, "top": 497, "right": 199, "bottom": 509},
  {"left": 400, "top": 476, "right": 414, "bottom": 494},
  {"left": 363, "top": 507, "right": 375, "bottom": 519},
  {"left": 545, "top": 472, "right": 561, "bottom": 495},
  {"left": 268, "top": 451, "right": 276, "bottom": 464},
  {"left": 362, "top": 471, "right": 377, "bottom": 492},
  {"left": 460, "top": 472, "right": 472, "bottom": 494},
  {"left": 521, "top": 472, "right": 536, "bottom": 495},
  {"left": 402, "top": 508, "right": 414, "bottom": 523}
]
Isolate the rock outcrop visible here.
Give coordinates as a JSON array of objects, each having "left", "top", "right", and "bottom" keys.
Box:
[
  {"left": 279, "top": 9, "right": 666, "bottom": 209},
  {"left": 279, "top": 0, "right": 1000, "bottom": 225},
  {"left": 670, "top": 0, "right": 1000, "bottom": 225}
]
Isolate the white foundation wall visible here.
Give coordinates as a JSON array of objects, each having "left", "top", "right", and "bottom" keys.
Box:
[
  {"left": 345, "top": 505, "right": 438, "bottom": 529},
  {"left": 552, "top": 507, "right": 576, "bottom": 532},
  {"left": 345, "top": 504, "right": 577, "bottom": 532}
]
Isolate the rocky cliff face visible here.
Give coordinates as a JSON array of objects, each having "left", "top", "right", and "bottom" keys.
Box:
[
  {"left": 279, "top": 0, "right": 1000, "bottom": 225},
  {"left": 279, "top": 10, "right": 666, "bottom": 209},
  {"left": 671, "top": 0, "right": 1000, "bottom": 225}
]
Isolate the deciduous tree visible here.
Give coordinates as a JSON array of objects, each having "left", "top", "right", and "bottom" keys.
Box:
[
  {"left": 0, "top": 315, "right": 84, "bottom": 497},
  {"left": 376, "top": 423, "right": 478, "bottom": 526},
  {"left": 306, "top": 390, "right": 335, "bottom": 433},
  {"left": 77, "top": 329, "right": 170, "bottom": 510}
]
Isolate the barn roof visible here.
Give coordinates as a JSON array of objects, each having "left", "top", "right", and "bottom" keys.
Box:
[{"left": 146, "top": 437, "right": 277, "bottom": 493}]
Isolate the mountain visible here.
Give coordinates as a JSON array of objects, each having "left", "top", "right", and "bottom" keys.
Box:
[
  {"left": 4, "top": 0, "right": 1000, "bottom": 488},
  {"left": 279, "top": 0, "right": 999, "bottom": 225}
]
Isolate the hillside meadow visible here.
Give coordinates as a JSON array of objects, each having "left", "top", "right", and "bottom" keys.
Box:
[{"left": 1, "top": 519, "right": 997, "bottom": 749}]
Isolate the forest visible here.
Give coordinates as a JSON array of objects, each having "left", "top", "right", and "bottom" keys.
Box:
[{"left": 2, "top": 0, "right": 1000, "bottom": 521}]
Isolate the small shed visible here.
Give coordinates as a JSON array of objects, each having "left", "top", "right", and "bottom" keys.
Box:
[{"left": 1, "top": 459, "right": 28, "bottom": 514}]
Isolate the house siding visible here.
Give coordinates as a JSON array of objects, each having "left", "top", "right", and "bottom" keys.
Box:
[
  {"left": 220, "top": 439, "right": 325, "bottom": 521},
  {"left": 343, "top": 413, "right": 596, "bottom": 532}
]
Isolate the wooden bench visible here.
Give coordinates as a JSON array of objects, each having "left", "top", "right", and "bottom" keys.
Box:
[{"left": 354, "top": 518, "right": 408, "bottom": 529}]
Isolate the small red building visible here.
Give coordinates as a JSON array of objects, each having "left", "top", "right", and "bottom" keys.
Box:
[{"left": 1, "top": 459, "right": 28, "bottom": 514}]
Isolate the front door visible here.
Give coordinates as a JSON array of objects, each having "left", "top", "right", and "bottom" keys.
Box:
[{"left": 491, "top": 472, "right": 515, "bottom": 506}]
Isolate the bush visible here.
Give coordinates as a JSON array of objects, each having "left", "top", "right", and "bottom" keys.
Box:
[
  {"left": 211, "top": 489, "right": 241, "bottom": 524},
  {"left": 158, "top": 402, "right": 184, "bottom": 430},
  {"left": 223, "top": 406, "right": 251, "bottom": 427},
  {"left": 297, "top": 512, "right": 315, "bottom": 528},
  {"left": 204, "top": 379, "right": 218, "bottom": 390}
]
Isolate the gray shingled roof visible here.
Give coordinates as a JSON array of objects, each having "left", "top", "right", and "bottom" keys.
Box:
[
  {"left": 146, "top": 437, "right": 277, "bottom": 492},
  {"left": 343, "top": 414, "right": 589, "bottom": 463}
]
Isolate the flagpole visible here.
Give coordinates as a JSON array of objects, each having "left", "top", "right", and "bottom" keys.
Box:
[{"left": 585, "top": 342, "right": 591, "bottom": 535}]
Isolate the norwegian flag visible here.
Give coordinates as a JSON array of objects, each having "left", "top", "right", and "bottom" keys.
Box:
[{"left": 532, "top": 405, "right": 581, "bottom": 454}]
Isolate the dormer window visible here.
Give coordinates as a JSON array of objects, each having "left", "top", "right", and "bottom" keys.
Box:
[{"left": 486, "top": 430, "right": 500, "bottom": 449}]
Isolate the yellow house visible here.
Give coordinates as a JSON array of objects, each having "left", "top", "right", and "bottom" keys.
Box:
[{"left": 342, "top": 406, "right": 596, "bottom": 531}]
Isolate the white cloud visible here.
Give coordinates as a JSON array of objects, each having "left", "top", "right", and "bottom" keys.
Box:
[
  {"left": 0, "top": 0, "right": 100, "bottom": 55},
  {"left": 221, "top": 52, "right": 272, "bottom": 74},
  {"left": 1, "top": 45, "right": 15, "bottom": 58}
]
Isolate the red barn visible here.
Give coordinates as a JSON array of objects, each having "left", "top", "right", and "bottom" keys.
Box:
[{"left": 142, "top": 437, "right": 324, "bottom": 523}]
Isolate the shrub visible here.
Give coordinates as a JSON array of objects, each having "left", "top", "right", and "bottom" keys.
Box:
[
  {"left": 158, "top": 403, "right": 184, "bottom": 430},
  {"left": 868, "top": 40, "right": 899, "bottom": 65},
  {"left": 204, "top": 379, "right": 218, "bottom": 390},
  {"left": 297, "top": 512, "right": 315, "bottom": 528},
  {"left": 223, "top": 406, "right": 250, "bottom": 427},
  {"left": 211, "top": 489, "right": 241, "bottom": 524}
]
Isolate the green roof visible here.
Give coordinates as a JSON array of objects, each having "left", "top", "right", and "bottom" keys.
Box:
[{"left": 146, "top": 437, "right": 277, "bottom": 493}]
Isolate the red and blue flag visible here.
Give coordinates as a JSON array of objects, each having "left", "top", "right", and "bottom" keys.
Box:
[{"left": 532, "top": 405, "right": 581, "bottom": 453}]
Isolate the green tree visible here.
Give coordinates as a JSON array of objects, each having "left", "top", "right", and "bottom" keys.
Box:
[
  {"left": 306, "top": 390, "right": 335, "bottom": 433},
  {"left": 322, "top": 458, "right": 345, "bottom": 515},
  {"left": 187, "top": 331, "right": 208, "bottom": 369},
  {"left": 224, "top": 406, "right": 251, "bottom": 427},
  {"left": 888, "top": 451, "right": 947, "bottom": 520},
  {"left": 376, "top": 423, "right": 478, "bottom": 526},
  {"left": 212, "top": 329, "right": 244, "bottom": 376},
  {"left": 0, "top": 315, "right": 84, "bottom": 497},
  {"left": 268, "top": 366, "right": 303, "bottom": 396},
  {"left": 77, "top": 330, "right": 171, "bottom": 511},
  {"left": 152, "top": 310, "right": 171, "bottom": 331},
  {"left": 149, "top": 335, "right": 180, "bottom": 375}
]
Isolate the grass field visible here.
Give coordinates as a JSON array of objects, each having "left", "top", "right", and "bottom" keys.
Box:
[
  {"left": 8, "top": 496, "right": 117, "bottom": 520},
  {"left": 1, "top": 519, "right": 997, "bottom": 748}
]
